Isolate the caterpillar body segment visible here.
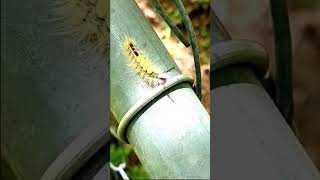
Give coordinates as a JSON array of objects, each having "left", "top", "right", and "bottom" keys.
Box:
[{"left": 122, "top": 37, "right": 167, "bottom": 87}]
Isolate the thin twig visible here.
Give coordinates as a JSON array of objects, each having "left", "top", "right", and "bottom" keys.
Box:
[{"left": 173, "top": 0, "right": 202, "bottom": 100}]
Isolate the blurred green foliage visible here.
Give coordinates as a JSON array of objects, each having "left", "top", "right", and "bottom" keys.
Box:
[
  {"left": 110, "top": 142, "right": 149, "bottom": 179},
  {"left": 110, "top": 143, "right": 131, "bottom": 165},
  {"left": 193, "top": 0, "right": 210, "bottom": 9}
]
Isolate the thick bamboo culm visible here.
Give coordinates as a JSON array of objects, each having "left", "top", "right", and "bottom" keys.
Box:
[{"left": 110, "top": 0, "right": 210, "bottom": 179}]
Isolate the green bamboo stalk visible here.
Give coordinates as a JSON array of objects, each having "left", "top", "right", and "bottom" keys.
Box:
[
  {"left": 270, "top": 0, "right": 293, "bottom": 125},
  {"left": 173, "top": 0, "right": 202, "bottom": 100},
  {"left": 110, "top": 0, "right": 210, "bottom": 179},
  {"left": 151, "top": 0, "right": 191, "bottom": 47},
  {"left": 151, "top": 0, "right": 202, "bottom": 100}
]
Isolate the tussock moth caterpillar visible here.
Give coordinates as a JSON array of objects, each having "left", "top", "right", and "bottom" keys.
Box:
[{"left": 122, "top": 37, "right": 168, "bottom": 87}]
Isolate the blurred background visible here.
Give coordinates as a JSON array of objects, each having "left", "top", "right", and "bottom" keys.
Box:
[
  {"left": 213, "top": 0, "right": 320, "bottom": 171},
  {"left": 110, "top": 0, "right": 210, "bottom": 179}
]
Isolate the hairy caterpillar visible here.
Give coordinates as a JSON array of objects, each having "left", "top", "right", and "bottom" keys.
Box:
[{"left": 122, "top": 37, "right": 167, "bottom": 87}]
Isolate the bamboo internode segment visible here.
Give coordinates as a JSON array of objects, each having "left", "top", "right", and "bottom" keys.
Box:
[
  {"left": 111, "top": 0, "right": 210, "bottom": 179},
  {"left": 116, "top": 74, "right": 194, "bottom": 144}
]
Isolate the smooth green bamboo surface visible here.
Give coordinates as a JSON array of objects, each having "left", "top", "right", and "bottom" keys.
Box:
[
  {"left": 110, "top": 1, "right": 181, "bottom": 122},
  {"left": 110, "top": 0, "right": 210, "bottom": 179}
]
